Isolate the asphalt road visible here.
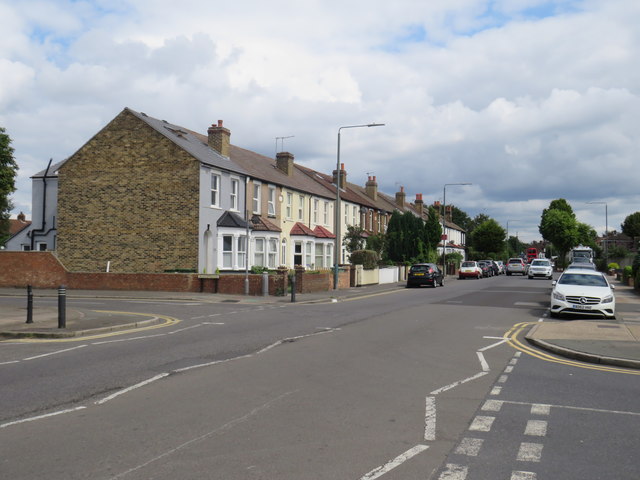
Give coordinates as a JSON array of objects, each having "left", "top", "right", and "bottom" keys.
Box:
[{"left": 1, "top": 275, "right": 638, "bottom": 479}]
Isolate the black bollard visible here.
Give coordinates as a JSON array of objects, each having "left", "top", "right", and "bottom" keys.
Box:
[
  {"left": 290, "top": 274, "right": 296, "bottom": 303},
  {"left": 58, "top": 285, "right": 66, "bottom": 329},
  {"left": 26, "top": 285, "right": 33, "bottom": 324}
]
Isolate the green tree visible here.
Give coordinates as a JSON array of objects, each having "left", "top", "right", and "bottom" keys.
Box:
[
  {"left": 506, "top": 236, "right": 527, "bottom": 257},
  {"left": 539, "top": 208, "right": 578, "bottom": 267},
  {"left": 385, "top": 210, "right": 404, "bottom": 262},
  {"left": 576, "top": 222, "right": 598, "bottom": 248},
  {"left": 470, "top": 219, "right": 506, "bottom": 257},
  {"left": 450, "top": 205, "right": 471, "bottom": 232},
  {"left": 621, "top": 212, "right": 640, "bottom": 239},
  {"left": 0, "top": 127, "right": 18, "bottom": 245},
  {"left": 423, "top": 205, "right": 442, "bottom": 252},
  {"left": 343, "top": 225, "right": 366, "bottom": 254}
]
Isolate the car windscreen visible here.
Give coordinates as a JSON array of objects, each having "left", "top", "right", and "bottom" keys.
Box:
[
  {"left": 508, "top": 259, "right": 521, "bottom": 264},
  {"left": 410, "top": 265, "right": 430, "bottom": 273},
  {"left": 461, "top": 262, "right": 475, "bottom": 267},
  {"left": 531, "top": 261, "right": 550, "bottom": 266},
  {"left": 558, "top": 273, "right": 608, "bottom": 287}
]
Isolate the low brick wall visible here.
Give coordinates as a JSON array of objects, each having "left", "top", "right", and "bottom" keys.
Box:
[
  {"left": 0, "top": 252, "right": 352, "bottom": 294},
  {"left": 0, "top": 252, "right": 67, "bottom": 288}
]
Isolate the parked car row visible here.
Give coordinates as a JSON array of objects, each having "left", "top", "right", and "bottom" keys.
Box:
[{"left": 457, "top": 260, "right": 505, "bottom": 279}]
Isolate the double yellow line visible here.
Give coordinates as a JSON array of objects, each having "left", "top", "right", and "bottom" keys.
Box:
[{"left": 504, "top": 322, "right": 640, "bottom": 375}]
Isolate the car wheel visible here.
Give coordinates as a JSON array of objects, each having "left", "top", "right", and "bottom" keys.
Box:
[
  {"left": 506, "top": 272, "right": 511, "bottom": 276},
  {"left": 548, "top": 275, "right": 553, "bottom": 280},
  {"left": 528, "top": 275, "right": 533, "bottom": 279}
]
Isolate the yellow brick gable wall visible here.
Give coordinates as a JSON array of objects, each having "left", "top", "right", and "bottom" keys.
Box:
[{"left": 57, "top": 109, "right": 200, "bottom": 273}]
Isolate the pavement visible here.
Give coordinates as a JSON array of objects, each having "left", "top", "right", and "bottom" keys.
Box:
[{"left": 1, "top": 278, "right": 639, "bottom": 369}]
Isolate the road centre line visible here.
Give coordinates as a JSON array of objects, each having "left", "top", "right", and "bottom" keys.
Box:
[
  {"left": 478, "top": 338, "right": 507, "bottom": 351},
  {"left": 0, "top": 360, "right": 20, "bottom": 365},
  {"left": 23, "top": 344, "right": 87, "bottom": 360},
  {"left": 0, "top": 406, "right": 87, "bottom": 429},
  {"left": 168, "top": 324, "right": 203, "bottom": 334},
  {"left": 95, "top": 373, "right": 170, "bottom": 405},
  {"left": 92, "top": 333, "right": 167, "bottom": 345},
  {"left": 359, "top": 445, "right": 429, "bottom": 480},
  {"left": 430, "top": 371, "right": 488, "bottom": 395}
]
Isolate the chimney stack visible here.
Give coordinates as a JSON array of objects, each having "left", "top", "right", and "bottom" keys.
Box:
[
  {"left": 17, "top": 211, "right": 26, "bottom": 222},
  {"left": 332, "top": 163, "right": 347, "bottom": 189},
  {"left": 207, "top": 120, "right": 230, "bottom": 157},
  {"left": 276, "top": 152, "right": 295, "bottom": 176},
  {"left": 365, "top": 175, "right": 378, "bottom": 201},
  {"left": 445, "top": 205, "right": 453, "bottom": 222},
  {"left": 415, "top": 193, "right": 424, "bottom": 215},
  {"left": 395, "top": 186, "right": 406, "bottom": 208}
]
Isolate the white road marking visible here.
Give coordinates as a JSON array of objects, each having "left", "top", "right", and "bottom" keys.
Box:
[
  {"left": 503, "top": 400, "right": 640, "bottom": 417},
  {"left": 92, "top": 333, "right": 166, "bottom": 345},
  {"left": 202, "top": 322, "right": 225, "bottom": 325},
  {"left": 1, "top": 406, "right": 87, "bottom": 429},
  {"left": 95, "top": 373, "right": 169, "bottom": 405},
  {"left": 509, "top": 358, "right": 519, "bottom": 365},
  {"left": 0, "top": 360, "right": 20, "bottom": 365},
  {"left": 490, "top": 386, "right": 502, "bottom": 396},
  {"left": 478, "top": 338, "right": 507, "bottom": 351},
  {"left": 168, "top": 324, "right": 203, "bottom": 334},
  {"left": 504, "top": 365, "right": 514, "bottom": 373},
  {"left": 359, "top": 445, "right": 429, "bottom": 480},
  {"left": 517, "top": 442, "right": 543, "bottom": 462},
  {"left": 425, "top": 396, "right": 436, "bottom": 441},
  {"left": 128, "top": 301, "right": 202, "bottom": 306},
  {"left": 530, "top": 404, "right": 551, "bottom": 416},
  {"left": 446, "top": 301, "right": 463, "bottom": 304},
  {"left": 511, "top": 471, "right": 537, "bottom": 480},
  {"left": 515, "top": 351, "right": 522, "bottom": 357},
  {"left": 438, "top": 463, "right": 468, "bottom": 480},
  {"left": 430, "top": 371, "right": 488, "bottom": 395},
  {"left": 498, "top": 375, "right": 508, "bottom": 383},
  {"left": 514, "top": 302, "right": 542, "bottom": 307},
  {"left": 454, "top": 437, "right": 484, "bottom": 456},
  {"left": 23, "top": 344, "right": 87, "bottom": 360},
  {"left": 469, "top": 415, "right": 495, "bottom": 432},
  {"left": 481, "top": 400, "right": 503, "bottom": 412},
  {"left": 476, "top": 352, "right": 489, "bottom": 372},
  {"left": 524, "top": 420, "right": 548, "bottom": 436}
]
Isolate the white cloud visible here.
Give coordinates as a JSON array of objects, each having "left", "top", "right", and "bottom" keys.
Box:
[{"left": 1, "top": 0, "right": 640, "bottom": 242}]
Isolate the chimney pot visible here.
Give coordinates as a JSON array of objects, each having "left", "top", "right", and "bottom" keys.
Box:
[{"left": 217, "top": 120, "right": 223, "bottom": 127}]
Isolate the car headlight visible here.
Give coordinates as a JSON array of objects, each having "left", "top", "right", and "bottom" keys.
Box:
[
  {"left": 602, "top": 295, "right": 614, "bottom": 304},
  {"left": 552, "top": 291, "right": 565, "bottom": 301}
]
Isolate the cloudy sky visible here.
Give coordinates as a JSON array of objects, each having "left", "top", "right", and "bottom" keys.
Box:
[{"left": 1, "top": 0, "right": 638, "bottom": 242}]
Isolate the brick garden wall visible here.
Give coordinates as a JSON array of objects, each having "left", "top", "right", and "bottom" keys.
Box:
[{"left": 0, "top": 253, "right": 347, "bottom": 295}]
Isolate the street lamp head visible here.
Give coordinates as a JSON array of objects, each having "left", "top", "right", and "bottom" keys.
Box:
[{"left": 367, "top": 123, "right": 385, "bottom": 127}]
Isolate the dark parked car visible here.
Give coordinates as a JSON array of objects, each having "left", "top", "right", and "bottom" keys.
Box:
[
  {"left": 407, "top": 263, "right": 444, "bottom": 288},
  {"left": 477, "top": 261, "right": 492, "bottom": 277}
]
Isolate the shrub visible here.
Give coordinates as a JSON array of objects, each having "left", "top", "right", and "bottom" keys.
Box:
[
  {"left": 608, "top": 262, "right": 620, "bottom": 271},
  {"left": 349, "top": 250, "right": 379, "bottom": 269},
  {"left": 250, "top": 265, "right": 269, "bottom": 274},
  {"left": 623, "top": 266, "right": 633, "bottom": 281},
  {"left": 633, "top": 253, "right": 640, "bottom": 277},
  {"left": 636, "top": 268, "right": 640, "bottom": 291}
]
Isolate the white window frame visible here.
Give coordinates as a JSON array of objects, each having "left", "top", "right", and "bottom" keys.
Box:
[
  {"left": 352, "top": 206, "right": 357, "bottom": 226},
  {"left": 315, "top": 243, "right": 324, "bottom": 268},
  {"left": 268, "top": 185, "right": 276, "bottom": 216},
  {"left": 230, "top": 177, "right": 239, "bottom": 211},
  {"left": 237, "top": 235, "right": 246, "bottom": 269},
  {"left": 268, "top": 238, "right": 278, "bottom": 268},
  {"left": 281, "top": 239, "right": 287, "bottom": 267},
  {"left": 222, "top": 235, "right": 233, "bottom": 268},
  {"left": 211, "top": 172, "right": 221, "bottom": 208},
  {"left": 323, "top": 201, "right": 329, "bottom": 225},
  {"left": 305, "top": 242, "right": 312, "bottom": 268},
  {"left": 286, "top": 192, "right": 293, "bottom": 219},
  {"left": 252, "top": 182, "right": 262, "bottom": 214},
  {"left": 298, "top": 195, "right": 304, "bottom": 220},
  {"left": 313, "top": 199, "right": 319, "bottom": 224},
  {"left": 325, "top": 243, "right": 333, "bottom": 267},
  {"left": 254, "top": 238, "right": 266, "bottom": 267}
]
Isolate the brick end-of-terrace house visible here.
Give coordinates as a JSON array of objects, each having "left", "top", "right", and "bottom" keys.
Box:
[{"left": 56, "top": 108, "right": 249, "bottom": 274}]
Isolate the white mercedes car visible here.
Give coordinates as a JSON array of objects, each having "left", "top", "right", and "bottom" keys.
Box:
[
  {"left": 550, "top": 270, "right": 615, "bottom": 319},
  {"left": 528, "top": 258, "right": 553, "bottom": 279}
]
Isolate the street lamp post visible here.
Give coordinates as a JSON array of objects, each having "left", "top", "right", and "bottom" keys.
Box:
[
  {"left": 441, "top": 183, "right": 471, "bottom": 284},
  {"left": 333, "top": 123, "right": 385, "bottom": 289},
  {"left": 587, "top": 201, "right": 608, "bottom": 261},
  {"left": 506, "top": 219, "right": 520, "bottom": 254}
]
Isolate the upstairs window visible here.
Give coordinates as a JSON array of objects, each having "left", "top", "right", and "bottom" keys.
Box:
[
  {"left": 268, "top": 186, "right": 276, "bottom": 216},
  {"left": 211, "top": 172, "right": 221, "bottom": 207},
  {"left": 230, "top": 178, "right": 239, "bottom": 211},
  {"left": 253, "top": 183, "right": 261, "bottom": 214}
]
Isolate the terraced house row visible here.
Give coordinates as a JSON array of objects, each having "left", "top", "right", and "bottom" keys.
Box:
[{"left": 5, "top": 108, "right": 466, "bottom": 273}]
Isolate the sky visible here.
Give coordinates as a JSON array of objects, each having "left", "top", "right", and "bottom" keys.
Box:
[{"left": 1, "top": 0, "right": 638, "bottom": 242}]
